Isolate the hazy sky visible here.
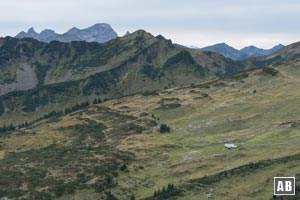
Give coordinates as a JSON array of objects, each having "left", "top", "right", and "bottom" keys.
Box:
[{"left": 1, "top": 0, "right": 300, "bottom": 49}]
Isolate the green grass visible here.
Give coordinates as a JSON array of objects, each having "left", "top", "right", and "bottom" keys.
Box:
[
  {"left": 109, "top": 65, "right": 300, "bottom": 199},
  {"left": 1, "top": 65, "right": 300, "bottom": 199}
]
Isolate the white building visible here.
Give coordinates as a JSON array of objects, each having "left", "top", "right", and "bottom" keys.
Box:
[{"left": 224, "top": 143, "right": 238, "bottom": 149}]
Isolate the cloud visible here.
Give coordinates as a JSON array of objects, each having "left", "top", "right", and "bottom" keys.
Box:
[{"left": 0, "top": 0, "right": 300, "bottom": 48}]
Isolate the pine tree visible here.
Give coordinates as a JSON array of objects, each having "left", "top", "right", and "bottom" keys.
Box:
[
  {"left": 106, "top": 174, "right": 113, "bottom": 185},
  {"left": 130, "top": 194, "right": 135, "bottom": 200},
  {"left": 93, "top": 98, "right": 98, "bottom": 104},
  {"left": 153, "top": 190, "right": 157, "bottom": 197}
]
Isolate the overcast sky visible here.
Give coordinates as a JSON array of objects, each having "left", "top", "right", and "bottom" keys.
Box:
[{"left": 1, "top": 0, "right": 299, "bottom": 49}]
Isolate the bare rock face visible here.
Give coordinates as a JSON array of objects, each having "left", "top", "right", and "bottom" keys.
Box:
[
  {"left": 15, "top": 23, "right": 118, "bottom": 43},
  {"left": 65, "top": 23, "right": 118, "bottom": 43},
  {"left": 0, "top": 63, "right": 37, "bottom": 96}
]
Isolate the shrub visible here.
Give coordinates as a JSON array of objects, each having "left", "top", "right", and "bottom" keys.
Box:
[
  {"left": 54, "top": 184, "right": 65, "bottom": 197},
  {"left": 262, "top": 67, "right": 279, "bottom": 76},
  {"left": 34, "top": 192, "right": 52, "bottom": 200},
  {"left": 105, "top": 191, "right": 118, "bottom": 200},
  {"left": 142, "top": 90, "right": 159, "bottom": 96}
]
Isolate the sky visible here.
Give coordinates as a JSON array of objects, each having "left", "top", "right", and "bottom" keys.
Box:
[{"left": 0, "top": 0, "right": 300, "bottom": 49}]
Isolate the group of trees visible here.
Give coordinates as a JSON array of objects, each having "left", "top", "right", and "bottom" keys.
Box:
[
  {"left": 153, "top": 184, "right": 178, "bottom": 199},
  {"left": 142, "top": 90, "right": 159, "bottom": 96},
  {"left": 159, "top": 124, "right": 171, "bottom": 133},
  {"left": 53, "top": 182, "right": 76, "bottom": 198},
  {"left": 93, "top": 98, "right": 103, "bottom": 104},
  {"left": 0, "top": 123, "right": 16, "bottom": 133},
  {"left": 16, "top": 110, "right": 64, "bottom": 130},
  {"left": 64, "top": 101, "right": 90, "bottom": 114},
  {"left": 0, "top": 100, "right": 97, "bottom": 135}
]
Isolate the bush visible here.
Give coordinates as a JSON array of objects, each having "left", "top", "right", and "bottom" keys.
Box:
[
  {"left": 142, "top": 90, "right": 159, "bottom": 96},
  {"left": 65, "top": 183, "right": 76, "bottom": 195},
  {"left": 34, "top": 192, "right": 52, "bottom": 200},
  {"left": 119, "top": 164, "right": 128, "bottom": 171},
  {"left": 262, "top": 67, "right": 279, "bottom": 76},
  {"left": 54, "top": 184, "right": 65, "bottom": 197},
  {"left": 105, "top": 191, "right": 118, "bottom": 200}
]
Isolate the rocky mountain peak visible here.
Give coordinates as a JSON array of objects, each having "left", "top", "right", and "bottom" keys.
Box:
[
  {"left": 66, "top": 27, "right": 80, "bottom": 35},
  {"left": 27, "top": 27, "right": 38, "bottom": 37},
  {"left": 124, "top": 31, "right": 131, "bottom": 36},
  {"left": 15, "top": 23, "right": 118, "bottom": 43},
  {"left": 39, "top": 29, "right": 56, "bottom": 37}
]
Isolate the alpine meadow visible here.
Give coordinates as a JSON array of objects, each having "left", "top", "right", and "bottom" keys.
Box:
[{"left": 1, "top": 1, "right": 300, "bottom": 200}]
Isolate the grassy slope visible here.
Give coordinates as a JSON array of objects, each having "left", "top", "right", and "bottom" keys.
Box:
[
  {"left": 0, "top": 31, "right": 157, "bottom": 84},
  {"left": 1, "top": 63, "right": 300, "bottom": 199},
  {"left": 106, "top": 63, "right": 300, "bottom": 199}
]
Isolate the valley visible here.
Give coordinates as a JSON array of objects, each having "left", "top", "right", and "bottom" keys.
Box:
[{"left": 1, "top": 61, "right": 300, "bottom": 199}]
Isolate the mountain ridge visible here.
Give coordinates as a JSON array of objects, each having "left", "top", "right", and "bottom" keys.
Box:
[
  {"left": 260, "top": 40, "right": 300, "bottom": 62},
  {"left": 0, "top": 30, "right": 250, "bottom": 117},
  {"left": 241, "top": 44, "right": 284, "bottom": 56},
  {"left": 2, "top": 29, "right": 294, "bottom": 118},
  {"left": 15, "top": 23, "right": 118, "bottom": 43},
  {"left": 195, "top": 43, "right": 284, "bottom": 60}
]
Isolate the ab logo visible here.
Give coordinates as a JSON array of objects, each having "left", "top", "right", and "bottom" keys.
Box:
[{"left": 274, "top": 177, "right": 295, "bottom": 196}]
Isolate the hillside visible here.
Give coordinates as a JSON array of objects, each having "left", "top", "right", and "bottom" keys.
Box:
[
  {"left": 0, "top": 63, "right": 300, "bottom": 199},
  {"left": 0, "top": 31, "right": 249, "bottom": 120},
  {"left": 245, "top": 40, "right": 300, "bottom": 69},
  {"left": 261, "top": 41, "right": 300, "bottom": 62}
]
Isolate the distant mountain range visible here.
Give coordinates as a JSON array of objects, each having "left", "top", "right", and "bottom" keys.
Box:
[
  {"left": 15, "top": 23, "right": 118, "bottom": 43},
  {"left": 194, "top": 43, "right": 284, "bottom": 60},
  {"left": 14, "top": 23, "right": 284, "bottom": 61}
]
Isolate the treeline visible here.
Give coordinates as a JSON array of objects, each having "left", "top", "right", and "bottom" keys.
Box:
[
  {"left": 0, "top": 98, "right": 109, "bottom": 135},
  {"left": 0, "top": 123, "right": 16, "bottom": 133},
  {"left": 92, "top": 98, "right": 107, "bottom": 105},
  {"left": 64, "top": 101, "right": 90, "bottom": 114}
]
